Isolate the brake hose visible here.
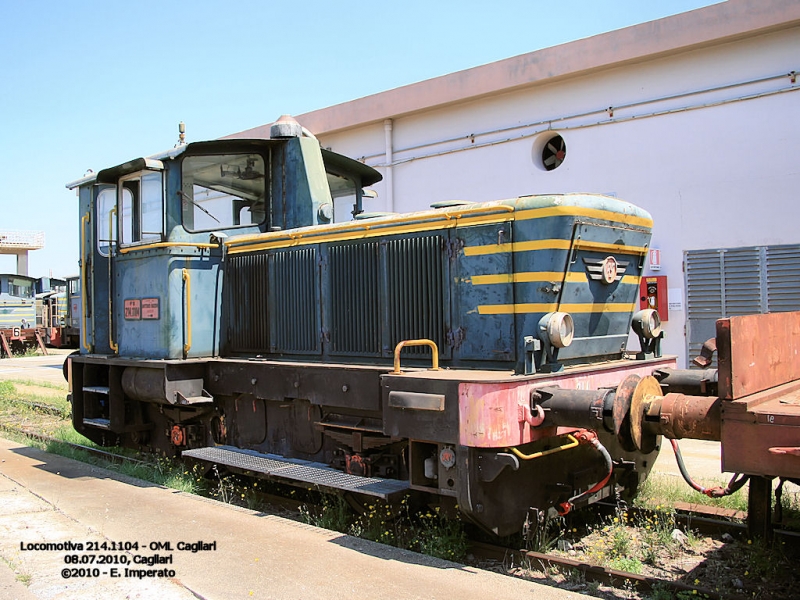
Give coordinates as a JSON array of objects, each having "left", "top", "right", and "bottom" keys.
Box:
[
  {"left": 557, "top": 431, "right": 613, "bottom": 515},
  {"left": 669, "top": 438, "right": 749, "bottom": 498}
]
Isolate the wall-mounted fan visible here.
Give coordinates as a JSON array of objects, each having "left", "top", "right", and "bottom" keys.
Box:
[{"left": 542, "top": 135, "right": 566, "bottom": 171}]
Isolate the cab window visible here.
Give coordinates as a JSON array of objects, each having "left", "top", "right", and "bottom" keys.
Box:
[
  {"left": 10, "top": 278, "right": 33, "bottom": 298},
  {"left": 181, "top": 153, "right": 267, "bottom": 231},
  {"left": 120, "top": 171, "right": 163, "bottom": 245},
  {"left": 96, "top": 187, "right": 117, "bottom": 256}
]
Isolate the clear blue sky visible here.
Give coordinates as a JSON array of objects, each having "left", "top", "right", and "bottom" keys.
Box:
[{"left": 0, "top": 0, "right": 720, "bottom": 278}]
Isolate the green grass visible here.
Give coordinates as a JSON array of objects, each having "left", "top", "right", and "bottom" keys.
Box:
[
  {"left": 1, "top": 377, "right": 68, "bottom": 391},
  {"left": 637, "top": 471, "right": 800, "bottom": 528},
  {"left": 0, "top": 379, "right": 70, "bottom": 413},
  {"left": 40, "top": 434, "right": 207, "bottom": 494},
  {"left": 300, "top": 495, "right": 468, "bottom": 562},
  {"left": 636, "top": 472, "right": 750, "bottom": 512},
  {"left": 0, "top": 380, "right": 203, "bottom": 495}
]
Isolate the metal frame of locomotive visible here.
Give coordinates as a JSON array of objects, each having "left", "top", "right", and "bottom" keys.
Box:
[{"left": 65, "top": 116, "right": 800, "bottom": 537}]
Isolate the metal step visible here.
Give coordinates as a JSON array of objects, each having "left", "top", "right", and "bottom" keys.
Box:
[
  {"left": 83, "top": 418, "right": 110, "bottom": 429},
  {"left": 182, "top": 445, "right": 409, "bottom": 500}
]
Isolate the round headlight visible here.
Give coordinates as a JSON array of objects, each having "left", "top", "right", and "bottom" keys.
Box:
[
  {"left": 632, "top": 309, "right": 662, "bottom": 339},
  {"left": 540, "top": 311, "right": 574, "bottom": 348}
]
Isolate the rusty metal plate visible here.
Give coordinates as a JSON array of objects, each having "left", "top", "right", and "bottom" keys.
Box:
[
  {"left": 717, "top": 311, "right": 800, "bottom": 400},
  {"left": 721, "top": 380, "right": 800, "bottom": 479}
]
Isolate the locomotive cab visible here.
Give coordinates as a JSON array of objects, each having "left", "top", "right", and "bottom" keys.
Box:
[{"left": 68, "top": 119, "right": 381, "bottom": 361}]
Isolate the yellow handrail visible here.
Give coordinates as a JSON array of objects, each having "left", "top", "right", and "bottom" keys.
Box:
[
  {"left": 80, "top": 213, "right": 91, "bottom": 352},
  {"left": 508, "top": 434, "right": 579, "bottom": 461},
  {"left": 392, "top": 339, "right": 440, "bottom": 374},
  {"left": 108, "top": 207, "right": 118, "bottom": 353},
  {"left": 118, "top": 241, "right": 218, "bottom": 254},
  {"left": 182, "top": 268, "right": 191, "bottom": 356}
]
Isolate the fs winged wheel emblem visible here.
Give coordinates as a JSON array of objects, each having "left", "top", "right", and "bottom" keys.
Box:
[{"left": 583, "top": 256, "right": 628, "bottom": 284}]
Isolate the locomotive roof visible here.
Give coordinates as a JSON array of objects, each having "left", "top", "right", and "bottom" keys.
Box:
[{"left": 66, "top": 139, "right": 382, "bottom": 189}]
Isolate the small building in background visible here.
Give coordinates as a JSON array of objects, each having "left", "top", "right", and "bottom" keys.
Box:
[{"left": 0, "top": 230, "right": 45, "bottom": 277}]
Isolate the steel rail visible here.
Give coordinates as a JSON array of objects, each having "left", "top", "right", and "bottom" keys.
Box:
[{"left": 0, "top": 424, "right": 151, "bottom": 467}]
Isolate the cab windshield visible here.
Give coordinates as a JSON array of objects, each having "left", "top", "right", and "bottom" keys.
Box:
[{"left": 181, "top": 153, "right": 268, "bottom": 231}]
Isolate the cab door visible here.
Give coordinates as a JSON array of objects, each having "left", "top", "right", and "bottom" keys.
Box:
[{"left": 86, "top": 184, "right": 117, "bottom": 354}]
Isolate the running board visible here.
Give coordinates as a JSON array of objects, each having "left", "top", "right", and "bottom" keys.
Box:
[{"left": 182, "top": 445, "right": 409, "bottom": 500}]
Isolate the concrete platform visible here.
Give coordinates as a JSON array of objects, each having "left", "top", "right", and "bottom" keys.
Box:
[
  {"left": 0, "top": 349, "right": 73, "bottom": 387},
  {"left": 0, "top": 437, "right": 582, "bottom": 600}
]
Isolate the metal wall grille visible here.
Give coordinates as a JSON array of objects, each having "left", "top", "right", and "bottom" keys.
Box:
[
  {"left": 269, "top": 248, "right": 320, "bottom": 354},
  {"left": 329, "top": 242, "right": 381, "bottom": 355},
  {"left": 228, "top": 253, "right": 270, "bottom": 352},
  {"left": 766, "top": 245, "right": 800, "bottom": 312},
  {"left": 385, "top": 235, "right": 445, "bottom": 355},
  {"left": 685, "top": 244, "right": 800, "bottom": 362}
]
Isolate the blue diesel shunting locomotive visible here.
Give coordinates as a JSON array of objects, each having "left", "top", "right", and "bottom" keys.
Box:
[{"left": 65, "top": 116, "right": 674, "bottom": 536}]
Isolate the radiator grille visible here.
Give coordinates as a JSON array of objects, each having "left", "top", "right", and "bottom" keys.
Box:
[
  {"left": 269, "top": 248, "right": 320, "bottom": 354},
  {"left": 228, "top": 235, "right": 446, "bottom": 358},
  {"left": 330, "top": 242, "right": 381, "bottom": 355},
  {"left": 386, "top": 235, "right": 445, "bottom": 355},
  {"left": 228, "top": 253, "right": 269, "bottom": 352}
]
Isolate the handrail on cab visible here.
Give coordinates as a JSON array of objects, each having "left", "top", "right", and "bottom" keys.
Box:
[
  {"left": 182, "top": 268, "right": 191, "bottom": 356},
  {"left": 108, "top": 207, "right": 118, "bottom": 354},
  {"left": 392, "top": 339, "right": 440, "bottom": 374},
  {"left": 80, "top": 212, "right": 91, "bottom": 352}
]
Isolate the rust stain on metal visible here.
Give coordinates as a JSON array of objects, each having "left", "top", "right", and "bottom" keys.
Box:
[
  {"left": 658, "top": 393, "right": 721, "bottom": 441},
  {"left": 721, "top": 380, "right": 800, "bottom": 478}
]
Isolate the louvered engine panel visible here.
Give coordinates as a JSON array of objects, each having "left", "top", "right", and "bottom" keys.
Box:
[
  {"left": 227, "top": 253, "right": 270, "bottom": 352},
  {"left": 269, "top": 248, "right": 320, "bottom": 354},
  {"left": 329, "top": 241, "right": 381, "bottom": 356},
  {"left": 385, "top": 235, "right": 446, "bottom": 356}
]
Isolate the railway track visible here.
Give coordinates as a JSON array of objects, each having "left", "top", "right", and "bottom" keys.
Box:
[
  {"left": 466, "top": 499, "right": 800, "bottom": 599},
  {"left": 469, "top": 540, "right": 724, "bottom": 599},
  {"left": 0, "top": 422, "right": 152, "bottom": 467},
  {"left": 1, "top": 420, "right": 312, "bottom": 513},
  {"left": 2, "top": 397, "right": 69, "bottom": 418}
]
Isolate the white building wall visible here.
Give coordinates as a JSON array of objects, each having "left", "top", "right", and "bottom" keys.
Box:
[{"left": 316, "top": 26, "right": 800, "bottom": 367}]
